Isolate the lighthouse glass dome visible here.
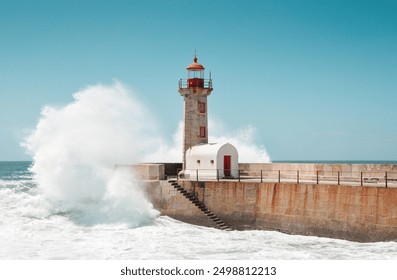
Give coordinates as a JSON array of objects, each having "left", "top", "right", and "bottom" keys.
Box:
[{"left": 188, "top": 69, "right": 204, "bottom": 79}]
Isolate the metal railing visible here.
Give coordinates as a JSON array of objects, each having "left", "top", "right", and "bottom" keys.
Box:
[
  {"left": 177, "top": 168, "right": 397, "bottom": 188},
  {"left": 178, "top": 78, "right": 213, "bottom": 89}
]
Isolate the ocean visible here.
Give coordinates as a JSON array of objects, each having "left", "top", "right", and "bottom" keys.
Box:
[{"left": 1, "top": 161, "right": 397, "bottom": 260}]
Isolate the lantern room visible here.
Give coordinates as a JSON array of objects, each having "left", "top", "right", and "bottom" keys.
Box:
[
  {"left": 178, "top": 55, "right": 212, "bottom": 89},
  {"left": 187, "top": 56, "right": 205, "bottom": 88}
]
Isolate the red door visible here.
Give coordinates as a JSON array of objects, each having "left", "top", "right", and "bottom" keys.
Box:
[{"left": 224, "top": 155, "right": 231, "bottom": 177}]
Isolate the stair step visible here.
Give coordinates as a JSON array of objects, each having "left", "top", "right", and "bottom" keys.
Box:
[
  {"left": 206, "top": 213, "right": 214, "bottom": 216},
  {"left": 211, "top": 218, "right": 221, "bottom": 222},
  {"left": 220, "top": 226, "right": 231, "bottom": 230}
]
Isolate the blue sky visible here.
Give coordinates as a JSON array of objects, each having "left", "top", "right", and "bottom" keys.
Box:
[{"left": 1, "top": 0, "right": 396, "bottom": 161}]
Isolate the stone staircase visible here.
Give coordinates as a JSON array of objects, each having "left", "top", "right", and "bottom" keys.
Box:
[{"left": 168, "top": 179, "right": 232, "bottom": 231}]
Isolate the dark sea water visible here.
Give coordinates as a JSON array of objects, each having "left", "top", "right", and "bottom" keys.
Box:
[
  {"left": 1, "top": 161, "right": 397, "bottom": 260},
  {"left": 0, "top": 161, "right": 31, "bottom": 178}
]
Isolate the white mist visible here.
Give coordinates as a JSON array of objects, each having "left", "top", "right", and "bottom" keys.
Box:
[{"left": 23, "top": 82, "right": 159, "bottom": 226}]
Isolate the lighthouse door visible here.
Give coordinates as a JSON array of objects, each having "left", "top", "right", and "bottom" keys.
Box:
[{"left": 224, "top": 155, "right": 231, "bottom": 177}]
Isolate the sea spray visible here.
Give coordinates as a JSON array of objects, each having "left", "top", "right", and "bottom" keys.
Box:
[
  {"left": 144, "top": 120, "right": 271, "bottom": 163},
  {"left": 22, "top": 82, "right": 159, "bottom": 226},
  {"left": 209, "top": 119, "right": 271, "bottom": 163}
]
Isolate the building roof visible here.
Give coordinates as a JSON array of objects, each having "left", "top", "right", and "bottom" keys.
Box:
[
  {"left": 187, "top": 143, "right": 236, "bottom": 157},
  {"left": 187, "top": 56, "right": 205, "bottom": 71}
]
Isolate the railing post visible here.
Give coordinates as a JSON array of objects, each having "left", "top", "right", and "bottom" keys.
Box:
[
  {"left": 278, "top": 170, "right": 281, "bottom": 183},
  {"left": 338, "top": 171, "right": 340, "bottom": 185},
  {"left": 360, "top": 172, "right": 363, "bottom": 186},
  {"left": 217, "top": 169, "right": 219, "bottom": 181},
  {"left": 297, "top": 170, "right": 299, "bottom": 184},
  {"left": 385, "top": 172, "right": 388, "bottom": 188},
  {"left": 196, "top": 169, "right": 198, "bottom": 182},
  {"left": 238, "top": 170, "right": 241, "bottom": 182},
  {"left": 261, "top": 170, "right": 263, "bottom": 183},
  {"left": 316, "top": 171, "right": 319, "bottom": 185}
]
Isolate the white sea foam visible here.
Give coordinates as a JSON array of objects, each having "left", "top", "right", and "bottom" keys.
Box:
[{"left": 22, "top": 82, "right": 159, "bottom": 226}]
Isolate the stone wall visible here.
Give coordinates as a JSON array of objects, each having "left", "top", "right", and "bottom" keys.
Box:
[
  {"left": 135, "top": 163, "right": 397, "bottom": 241},
  {"left": 177, "top": 180, "right": 397, "bottom": 242}
]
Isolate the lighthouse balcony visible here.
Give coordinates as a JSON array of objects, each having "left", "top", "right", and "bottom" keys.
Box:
[{"left": 179, "top": 78, "right": 212, "bottom": 89}]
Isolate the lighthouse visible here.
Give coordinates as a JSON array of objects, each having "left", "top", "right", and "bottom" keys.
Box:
[
  {"left": 178, "top": 55, "right": 213, "bottom": 169},
  {"left": 178, "top": 55, "right": 238, "bottom": 179}
]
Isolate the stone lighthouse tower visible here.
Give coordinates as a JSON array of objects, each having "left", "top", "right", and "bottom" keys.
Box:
[{"left": 178, "top": 55, "right": 213, "bottom": 169}]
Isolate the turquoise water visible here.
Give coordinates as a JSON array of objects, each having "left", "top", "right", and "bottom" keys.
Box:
[{"left": 0, "top": 161, "right": 32, "bottom": 179}]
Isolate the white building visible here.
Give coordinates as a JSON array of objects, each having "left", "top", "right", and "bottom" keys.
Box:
[{"left": 183, "top": 143, "right": 239, "bottom": 180}]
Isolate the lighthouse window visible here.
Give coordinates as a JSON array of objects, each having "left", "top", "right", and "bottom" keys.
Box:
[
  {"left": 198, "top": 102, "right": 206, "bottom": 113},
  {"left": 199, "top": 126, "right": 206, "bottom": 138}
]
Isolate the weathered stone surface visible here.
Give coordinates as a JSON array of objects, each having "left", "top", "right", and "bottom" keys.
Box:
[{"left": 145, "top": 179, "right": 397, "bottom": 242}]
